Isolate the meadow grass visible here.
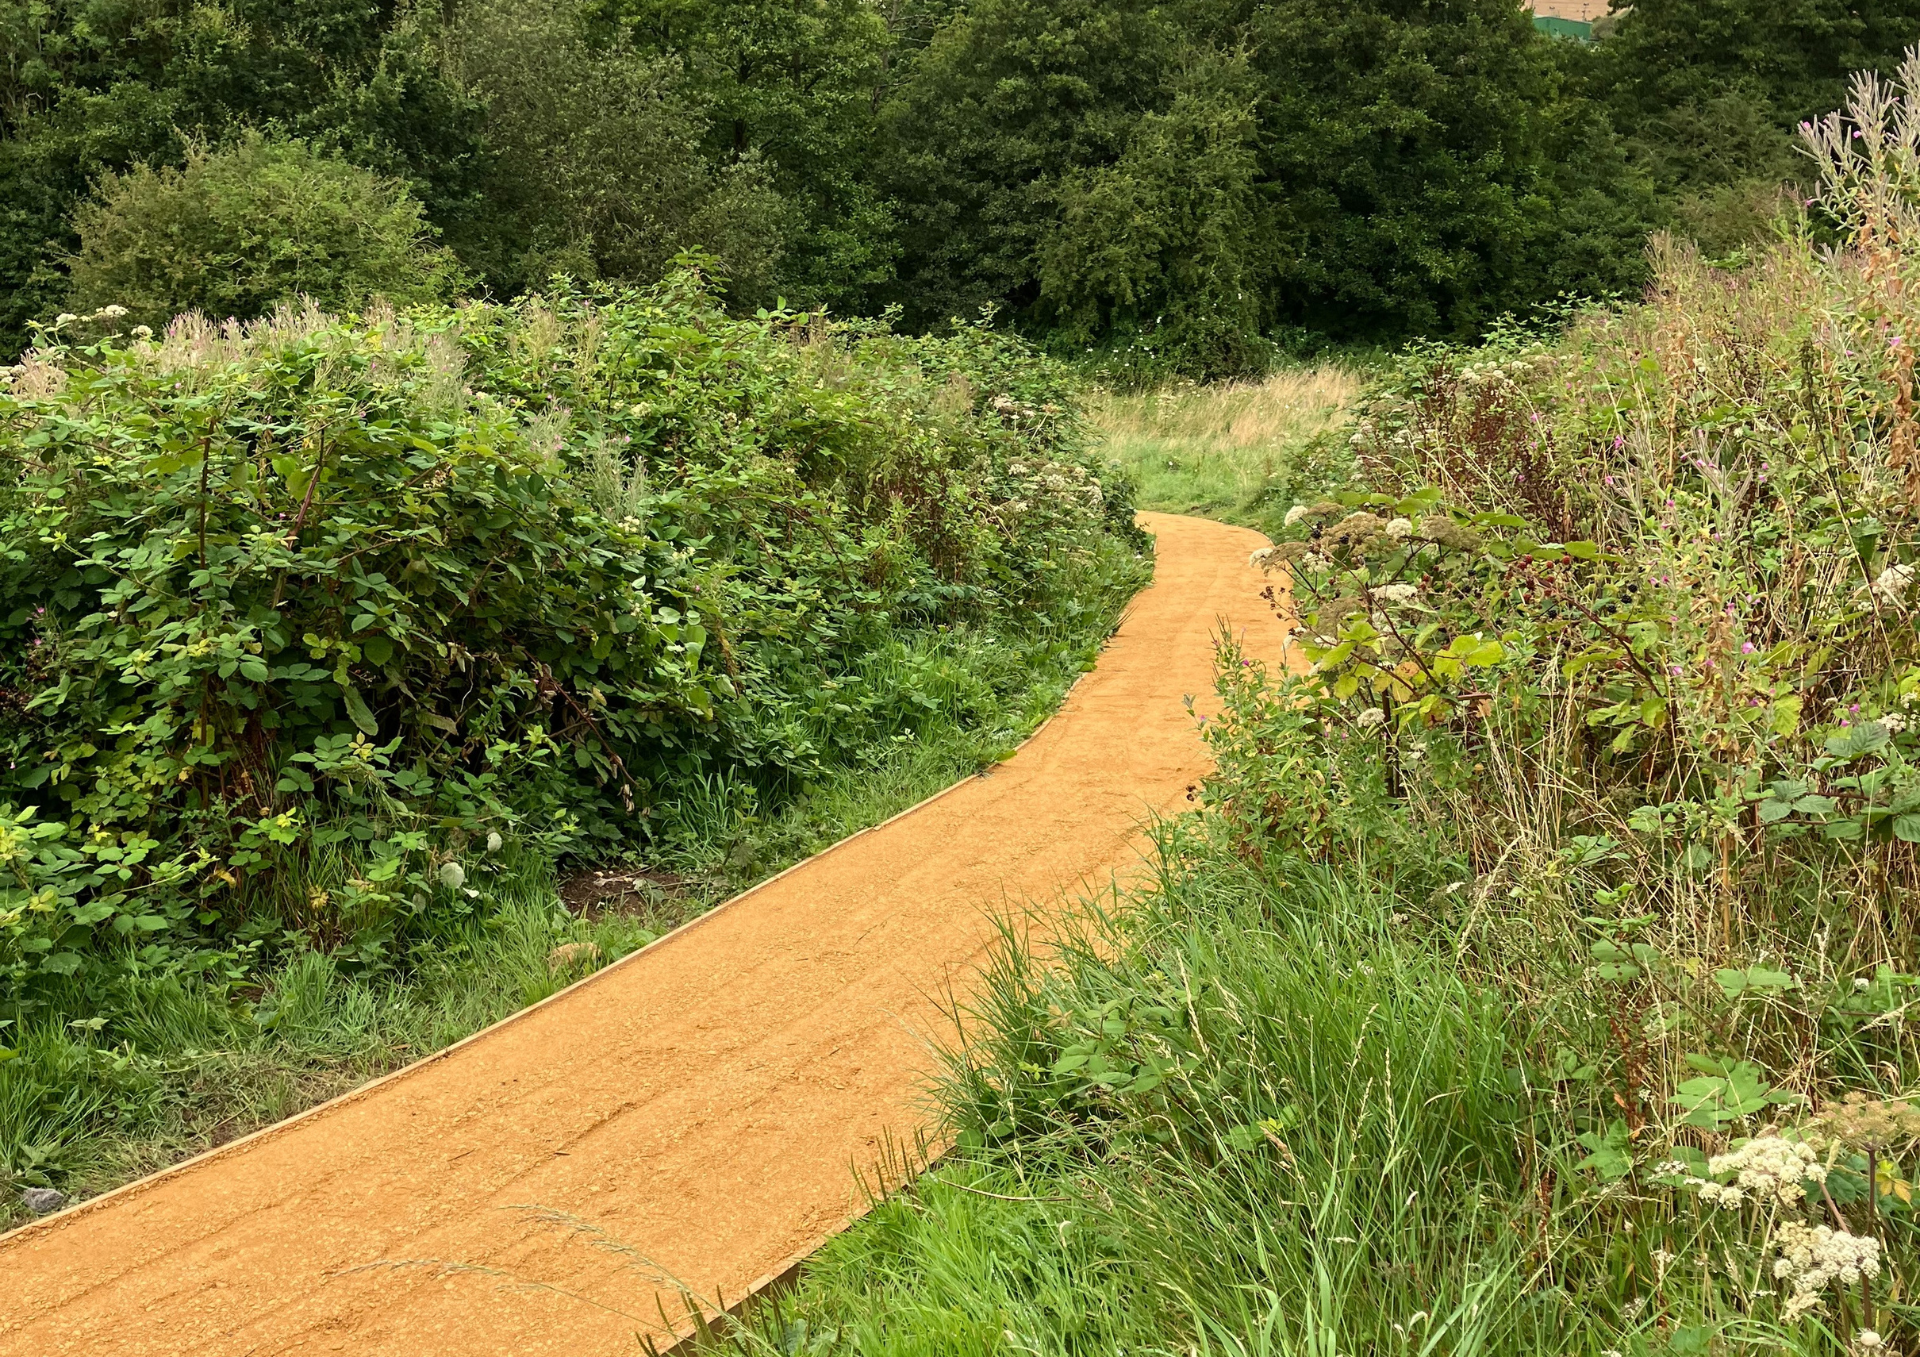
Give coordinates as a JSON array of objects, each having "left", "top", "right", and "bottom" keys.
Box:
[
  {"left": 710, "top": 837, "right": 1597, "bottom": 1357},
  {"left": 1089, "top": 367, "right": 1363, "bottom": 535}
]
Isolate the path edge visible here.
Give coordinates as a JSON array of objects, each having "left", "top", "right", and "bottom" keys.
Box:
[{"left": 0, "top": 584, "right": 1154, "bottom": 1250}]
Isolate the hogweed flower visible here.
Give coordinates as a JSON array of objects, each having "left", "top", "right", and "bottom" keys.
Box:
[
  {"left": 1772, "top": 1222, "right": 1880, "bottom": 1322},
  {"left": 1872, "top": 563, "right": 1916, "bottom": 603},
  {"left": 1383, "top": 516, "right": 1413, "bottom": 540},
  {"left": 1356, "top": 706, "right": 1387, "bottom": 730},
  {"left": 1707, "top": 1132, "right": 1825, "bottom": 1207}
]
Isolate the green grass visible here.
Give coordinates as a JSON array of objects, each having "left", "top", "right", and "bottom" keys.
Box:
[
  {"left": 709, "top": 832, "right": 1593, "bottom": 1357},
  {"left": 0, "top": 542, "right": 1149, "bottom": 1230},
  {"left": 1089, "top": 368, "right": 1362, "bottom": 536}
]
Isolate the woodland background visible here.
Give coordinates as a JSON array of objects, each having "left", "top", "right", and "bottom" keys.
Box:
[{"left": 4, "top": 0, "right": 1914, "bottom": 375}]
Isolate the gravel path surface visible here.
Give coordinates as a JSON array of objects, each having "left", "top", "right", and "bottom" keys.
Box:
[{"left": 0, "top": 512, "right": 1297, "bottom": 1356}]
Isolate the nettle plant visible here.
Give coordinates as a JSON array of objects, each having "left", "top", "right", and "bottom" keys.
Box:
[{"left": 0, "top": 268, "right": 1130, "bottom": 1009}]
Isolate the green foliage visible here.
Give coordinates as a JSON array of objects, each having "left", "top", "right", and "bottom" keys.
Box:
[
  {"left": 1590, "top": 0, "right": 1920, "bottom": 253},
  {"left": 0, "top": 263, "right": 1142, "bottom": 1020},
  {"left": 443, "top": 0, "right": 791, "bottom": 304},
  {"left": 879, "top": 0, "right": 1652, "bottom": 373},
  {"left": 66, "top": 133, "right": 465, "bottom": 329},
  {"left": 1598, "top": 0, "right": 1920, "bottom": 130},
  {"left": 605, "top": 0, "right": 900, "bottom": 305},
  {"left": 0, "top": 0, "right": 488, "bottom": 356}
]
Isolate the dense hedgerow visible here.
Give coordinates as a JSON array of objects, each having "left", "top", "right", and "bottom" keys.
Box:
[
  {"left": 1205, "top": 61, "right": 1920, "bottom": 1351},
  {"left": 0, "top": 264, "right": 1142, "bottom": 1018}
]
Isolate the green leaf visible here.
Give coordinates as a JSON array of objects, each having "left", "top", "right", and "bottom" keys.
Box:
[
  {"left": 1574, "top": 1119, "right": 1634, "bottom": 1181},
  {"left": 1224, "top": 1124, "right": 1265, "bottom": 1152},
  {"left": 1627, "top": 804, "right": 1665, "bottom": 835},
  {"left": 1715, "top": 967, "right": 1796, "bottom": 1000},
  {"left": 361, "top": 634, "right": 394, "bottom": 666},
  {"left": 342, "top": 686, "right": 379, "bottom": 737}
]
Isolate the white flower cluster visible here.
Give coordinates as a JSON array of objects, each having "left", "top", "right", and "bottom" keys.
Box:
[
  {"left": 1772, "top": 1222, "right": 1881, "bottom": 1322},
  {"left": 1692, "top": 1178, "right": 1747, "bottom": 1211},
  {"left": 52, "top": 304, "right": 128, "bottom": 326},
  {"left": 1872, "top": 562, "right": 1916, "bottom": 603},
  {"left": 1853, "top": 1330, "right": 1884, "bottom": 1355},
  {"left": 1284, "top": 504, "right": 1311, "bottom": 527},
  {"left": 1707, "top": 1133, "right": 1825, "bottom": 1208},
  {"left": 1457, "top": 354, "right": 1547, "bottom": 388},
  {"left": 1384, "top": 517, "right": 1414, "bottom": 540},
  {"left": 1356, "top": 706, "right": 1387, "bottom": 730},
  {"left": 1372, "top": 583, "right": 1419, "bottom": 606},
  {"left": 1882, "top": 711, "right": 1909, "bottom": 735}
]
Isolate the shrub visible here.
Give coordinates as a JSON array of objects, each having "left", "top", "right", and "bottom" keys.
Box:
[
  {"left": 0, "top": 264, "right": 1140, "bottom": 1015},
  {"left": 66, "top": 134, "right": 466, "bottom": 331}
]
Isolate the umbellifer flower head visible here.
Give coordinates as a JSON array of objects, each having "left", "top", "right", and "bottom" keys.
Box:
[
  {"left": 1772, "top": 1221, "right": 1880, "bottom": 1322},
  {"left": 1707, "top": 1131, "right": 1825, "bottom": 1207}
]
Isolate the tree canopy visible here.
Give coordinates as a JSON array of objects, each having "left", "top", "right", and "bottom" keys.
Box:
[{"left": 3, "top": 0, "right": 1919, "bottom": 369}]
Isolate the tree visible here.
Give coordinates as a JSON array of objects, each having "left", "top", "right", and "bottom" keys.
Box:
[
  {"left": 1245, "top": 0, "right": 1639, "bottom": 340},
  {"left": 876, "top": 0, "right": 1183, "bottom": 332},
  {"left": 879, "top": 0, "right": 1650, "bottom": 360},
  {"left": 1592, "top": 0, "right": 1920, "bottom": 253},
  {"left": 605, "top": 0, "right": 899, "bottom": 305},
  {"left": 1038, "top": 48, "right": 1271, "bottom": 375},
  {"left": 67, "top": 134, "right": 465, "bottom": 328},
  {"left": 445, "top": 0, "right": 789, "bottom": 302},
  {"left": 0, "top": 1, "right": 488, "bottom": 354}
]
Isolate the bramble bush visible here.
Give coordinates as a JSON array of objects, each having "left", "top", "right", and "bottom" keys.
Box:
[{"left": 0, "top": 262, "right": 1141, "bottom": 1023}]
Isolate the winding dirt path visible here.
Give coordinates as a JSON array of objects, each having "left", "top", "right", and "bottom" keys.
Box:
[{"left": 0, "top": 513, "right": 1296, "bottom": 1356}]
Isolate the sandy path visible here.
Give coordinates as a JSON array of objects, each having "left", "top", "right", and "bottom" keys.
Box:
[{"left": 0, "top": 513, "right": 1295, "bottom": 1356}]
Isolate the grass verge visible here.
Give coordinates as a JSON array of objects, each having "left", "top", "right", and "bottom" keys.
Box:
[{"left": 1089, "top": 367, "right": 1362, "bottom": 535}]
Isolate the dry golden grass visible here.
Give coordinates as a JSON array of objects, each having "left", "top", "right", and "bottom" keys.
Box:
[{"left": 1091, "top": 366, "right": 1363, "bottom": 533}]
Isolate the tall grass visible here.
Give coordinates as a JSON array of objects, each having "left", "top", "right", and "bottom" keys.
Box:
[
  {"left": 1089, "top": 367, "right": 1362, "bottom": 533},
  {"left": 715, "top": 834, "right": 1610, "bottom": 1356}
]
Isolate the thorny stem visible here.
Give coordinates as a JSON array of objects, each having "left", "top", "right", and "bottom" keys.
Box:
[{"left": 272, "top": 428, "right": 329, "bottom": 611}]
